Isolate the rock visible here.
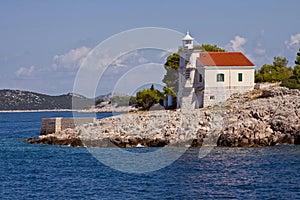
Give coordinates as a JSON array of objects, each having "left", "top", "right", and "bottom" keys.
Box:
[
  {"left": 261, "top": 87, "right": 300, "bottom": 98},
  {"left": 25, "top": 86, "right": 300, "bottom": 148}
]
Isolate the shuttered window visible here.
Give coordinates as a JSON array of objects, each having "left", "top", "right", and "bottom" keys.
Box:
[
  {"left": 238, "top": 73, "right": 243, "bottom": 82},
  {"left": 217, "top": 73, "right": 225, "bottom": 82}
]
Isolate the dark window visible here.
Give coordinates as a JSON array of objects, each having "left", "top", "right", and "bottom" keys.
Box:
[
  {"left": 210, "top": 96, "right": 215, "bottom": 100},
  {"left": 185, "top": 68, "right": 192, "bottom": 79},
  {"left": 238, "top": 73, "right": 243, "bottom": 82},
  {"left": 199, "top": 74, "right": 203, "bottom": 82},
  {"left": 217, "top": 73, "right": 225, "bottom": 82}
]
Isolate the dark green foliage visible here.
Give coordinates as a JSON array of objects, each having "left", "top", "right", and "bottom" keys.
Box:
[
  {"left": 164, "top": 53, "right": 180, "bottom": 69},
  {"left": 281, "top": 78, "right": 300, "bottom": 90},
  {"left": 195, "top": 44, "right": 226, "bottom": 52},
  {"left": 281, "top": 65, "right": 300, "bottom": 90},
  {"left": 162, "top": 53, "right": 179, "bottom": 95},
  {"left": 255, "top": 56, "right": 293, "bottom": 83},
  {"left": 95, "top": 98, "right": 104, "bottom": 105},
  {"left": 135, "top": 85, "right": 163, "bottom": 110},
  {"left": 255, "top": 52, "right": 300, "bottom": 90},
  {"left": 150, "top": 84, "right": 155, "bottom": 91},
  {"left": 163, "top": 86, "right": 176, "bottom": 97},
  {"left": 295, "top": 48, "right": 300, "bottom": 65}
]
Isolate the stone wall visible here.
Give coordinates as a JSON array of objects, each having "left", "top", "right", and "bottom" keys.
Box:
[
  {"left": 41, "top": 117, "right": 95, "bottom": 135},
  {"left": 203, "top": 86, "right": 254, "bottom": 107}
]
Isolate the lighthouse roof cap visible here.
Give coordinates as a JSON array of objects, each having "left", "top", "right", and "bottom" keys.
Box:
[{"left": 182, "top": 31, "right": 194, "bottom": 40}]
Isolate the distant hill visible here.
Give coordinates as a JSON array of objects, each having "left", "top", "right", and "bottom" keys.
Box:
[{"left": 0, "top": 89, "right": 94, "bottom": 110}]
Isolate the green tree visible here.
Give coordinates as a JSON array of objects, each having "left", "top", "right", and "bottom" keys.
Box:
[
  {"left": 163, "top": 86, "right": 176, "bottom": 97},
  {"left": 162, "top": 53, "right": 180, "bottom": 95},
  {"left": 197, "top": 44, "right": 226, "bottom": 52},
  {"left": 280, "top": 50, "right": 300, "bottom": 90},
  {"left": 164, "top": 53, "right": 180, "bottom": 69},
  {"left": 293, "top": 65, "right": 300, "bottom": 78},
  {"left": 135, "top": 86, "right": 162, "bottom": 110},
  {"left": 295, "top": 48, "right": 300, "bottom": 65},
  {"left": 95, "top": 98, "right": 104, "bottom": 105},
  {"left": 255, "top": 56, "right": 293, "bottom": 83}
]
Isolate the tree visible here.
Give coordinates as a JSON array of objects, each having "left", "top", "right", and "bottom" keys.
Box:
[
  {"left": 282, "top": 50, "right": 300, "bottom": 89},
  {"left": 255, "top": 56, "right": 293, "bottom": 83},
  {"left": 164, "top": 53, "right": 180, "bottom": 69},
  {"left": 197, "top": 44, "right": 226, "bottom": 52},
  {"left": 279, "top": 50, "right": 300, "bottom": 90},
  {"left": 162, "top": 53, "right": 180, "bottom": 95},
  {"left": 135, "top": 86, "right": 162, "bottom": 110},
  {"left": 295, "top": 48, "right": 300, "bottom": 65},
  {"left": 150, "top": 84, "right": 155, "bottom": 91},
  {"left": 95, "top": 98, "right": 104, "bottom": 105},
  {"left": 293, "top": 65, "right": 300, "bottom": 78}
]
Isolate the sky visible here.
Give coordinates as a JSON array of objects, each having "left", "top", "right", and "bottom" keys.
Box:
[{"left": 0, "top": 0, "right": 299, "bottom": 96}]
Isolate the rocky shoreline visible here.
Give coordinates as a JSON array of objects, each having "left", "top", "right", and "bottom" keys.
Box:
[{"left": 25, "top": 86, "right": 300, "bottom": 147}]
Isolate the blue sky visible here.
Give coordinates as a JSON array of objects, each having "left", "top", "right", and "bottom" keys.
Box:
[{"left": 0, "top": 0, "right": 299, "bottom": 95}]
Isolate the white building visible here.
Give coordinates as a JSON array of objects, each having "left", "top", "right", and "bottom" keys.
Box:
[{"left": 177, "top": 32, "right": 255, "bottom": 109}]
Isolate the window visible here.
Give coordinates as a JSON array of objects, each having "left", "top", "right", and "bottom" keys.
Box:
[
  {"left": 238, "top": 73, "right": 243, "bottom": 82},
  {"left": 217, "top": 73, "right": 225, "bottom": 82},
  {"left": 199, "top": 74, "right": 203, "bottom": 82},
  {"left": 185, "top": 68, "right": 191, "bottom": 79},
  {"left": 210, "top": 96, "right": 215, "bottom": 100}
]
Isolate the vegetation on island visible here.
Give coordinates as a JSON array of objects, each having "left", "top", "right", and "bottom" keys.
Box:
[
  {"left": 135, "top": 84, "right": 163, "bottom": 110},
  {"left": 194, "top": 44, "right": 226, "bottom": 52},
  {"left": 255, "top": 48, "right": 300, "bottom": 90}
]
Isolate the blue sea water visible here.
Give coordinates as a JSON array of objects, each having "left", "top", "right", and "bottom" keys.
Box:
[{"left": 0, "top": 111, "right": 300, "bottom": 199}]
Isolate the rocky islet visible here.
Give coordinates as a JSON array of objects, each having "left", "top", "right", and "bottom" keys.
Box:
[{"left": 25, "top": 86, "right": 300, "bottom": 147}]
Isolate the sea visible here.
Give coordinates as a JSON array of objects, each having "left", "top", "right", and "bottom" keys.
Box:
[{"left": 0, "top": 111, "right": 299, "bottom": 199}]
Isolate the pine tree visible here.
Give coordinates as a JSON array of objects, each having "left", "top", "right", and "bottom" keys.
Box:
[{"left": 295, "top": 48, "right": 300, "bottom": 65}]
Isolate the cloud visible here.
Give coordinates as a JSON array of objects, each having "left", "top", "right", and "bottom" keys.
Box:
[
  {"left": 228, "top": 35, "right": 247, "bottom": 52},
  {"left": 285, "top": 33, "right": 300, "bottom": 49},
  {"left": 254, "top": 42, "right": 266, "bottom": 56},
  {"left": 15, "top": 66, "right": 35, "bottom": 77},
  {"left": 254, "top": 48, "right": 266, "bottom": 56},
  {"left": 53, "top": 46, "right": 91, "bottom": 70}
]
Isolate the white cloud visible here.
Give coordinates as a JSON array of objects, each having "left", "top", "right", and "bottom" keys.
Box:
[
  {"left": 15, "top": 66, "right": 35, "bottom": 77},
  {"left": 254, "top": 42, "right": 266, "bottom": 56},
  {"left": 53, "top": 46, "right": 91, "bottom": 70},
  {"left": 254, "top": 48, "right": 266, "bottom": 56},
  {"left": 228, "top": 35, "right": 247, "bottom": 52},
  {"left": 285, "top": 33, "right": 300, "bottom": 49}
]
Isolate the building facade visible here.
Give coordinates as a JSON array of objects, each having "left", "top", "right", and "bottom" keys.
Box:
[{"left": 177, "top": 32, "right": 255, "bottom": 109}]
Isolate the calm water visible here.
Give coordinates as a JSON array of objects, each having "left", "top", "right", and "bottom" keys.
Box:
[{"left": 0, "top": 112, "right": 299, "bottom": 199}]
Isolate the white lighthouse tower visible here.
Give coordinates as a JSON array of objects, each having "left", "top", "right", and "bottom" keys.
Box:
[{"left": 177, "top": 32, "right": 202, "bottom": 110}]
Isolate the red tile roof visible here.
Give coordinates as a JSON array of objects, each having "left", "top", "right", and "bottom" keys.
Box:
[{"left": 198, "top": 52, "right": 255, "bottom": 66}]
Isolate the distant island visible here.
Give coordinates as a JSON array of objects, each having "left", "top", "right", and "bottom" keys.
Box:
[{"left": 0, "top": 89, "right": 98, "bottom": 111}]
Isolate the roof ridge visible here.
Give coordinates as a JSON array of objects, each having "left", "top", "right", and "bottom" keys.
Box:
[{"left": 201, "top": 52, "right": 243, "bottom": 54}]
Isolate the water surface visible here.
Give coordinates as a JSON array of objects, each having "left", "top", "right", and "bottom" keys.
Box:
[{"left": 0, "top": 112, "right": 299, "bottom": 199}]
